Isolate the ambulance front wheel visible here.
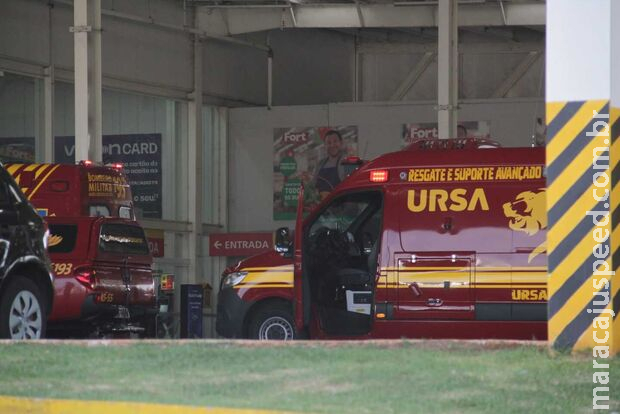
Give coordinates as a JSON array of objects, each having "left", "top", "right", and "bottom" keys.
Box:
[{"left": 248, "top": 303, "right": 295, "bottom": 340}]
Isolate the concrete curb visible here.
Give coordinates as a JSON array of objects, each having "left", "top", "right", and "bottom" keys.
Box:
[
  {"left": 0, "top": 338, "right": 549, "bottom": 349},
  {"left": 0, "top": 395, "right": 299, "bottom": 414}
]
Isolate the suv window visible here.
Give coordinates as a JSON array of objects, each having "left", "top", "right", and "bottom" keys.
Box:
[
  {"left": 90, "top": 205, "right": 110, "bottom": 217},
  {"left": 48, "top": 224, "right": 78, "bottom": 254},
  {"left": 99, "top": 224, "right": 150, "bottom": 255},
  {"left": 119, "top": 206, "right": 132, "bottom": 219}
]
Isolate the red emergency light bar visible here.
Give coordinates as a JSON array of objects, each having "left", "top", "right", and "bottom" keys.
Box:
[
  {"left": 370, "top": 170, "right": 389, "bottom": 183},
  {"left": 405, "top": 138, "right": 501, "bottom": 151},
  {"left": 342, "top": 156, "right": 364, "bottom": 165},
  {"left": 79, "top": 160, "right": 123, "bottom": 170}
]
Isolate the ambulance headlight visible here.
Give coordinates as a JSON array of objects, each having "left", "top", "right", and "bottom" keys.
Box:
[{"left": 221, "top": 271, "right": 248, "bottom": 289}]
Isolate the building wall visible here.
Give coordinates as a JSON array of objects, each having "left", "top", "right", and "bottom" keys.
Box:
[
  {"left": 228, "top": 99, "right": 544, "bottom": 232},
  {"left": 0, "top": 0, "right": 547, "bottom": 336},
  {"left": 359, "top": 38, "right": 544, "bottom": 102},
  {"left": 0, "top": 0, "right": 359, "bottom": 106},
  {"left": 269, "top": 29, "right": 354, "bottom": 105},
  {"left": 0, "top": 1, "right": 544, "bottom": 107},
  {"left": 0, "top": 73, "right": 36, "bottom": 138}
]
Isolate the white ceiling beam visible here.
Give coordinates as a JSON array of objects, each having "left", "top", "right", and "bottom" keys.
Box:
[
  {"left": 358, "top": 41, "right": 543, "bottom": 55},
  {"left": 197, "top": 3, "right": 545, "bottom": 36},
  {"left": 492, "top": 50, "right": 541, "bottom": 98},
  {"left": 288, "top": 2, "right": 298, "bottom": 27},
  {"left": 355, "top": 0, "right": 365, "bottom": 28},
  {"left": 389, "top": 52, "right": 435, "bottom": 101}
]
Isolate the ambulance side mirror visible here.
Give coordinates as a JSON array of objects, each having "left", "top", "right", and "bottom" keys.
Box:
[{"left": 275, "top": 227, "right": 292, "bottom": 256}]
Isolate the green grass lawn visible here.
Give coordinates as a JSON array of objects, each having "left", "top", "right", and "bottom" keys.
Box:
[{"left": 0, "top": 340, "right": 617, "bottom": 413}]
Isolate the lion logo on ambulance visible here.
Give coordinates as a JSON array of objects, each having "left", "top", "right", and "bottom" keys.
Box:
[
  {"left": 47, "top": 234, "right": 63, "bottom": 248},
  {"left": 503, "top": 189, "right": 546, "bottom": 262}
]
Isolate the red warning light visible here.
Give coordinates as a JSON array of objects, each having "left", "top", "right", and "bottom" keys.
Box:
[{"left": 370, "top": 170, "right": 389, "bottom": 183}]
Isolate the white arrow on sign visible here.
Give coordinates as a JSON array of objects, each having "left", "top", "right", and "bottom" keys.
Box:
[{"left": 214, "top": 241, "right": 222, "bottom": 249}]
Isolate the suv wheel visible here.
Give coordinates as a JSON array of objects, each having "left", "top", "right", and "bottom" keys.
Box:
[
  {"left": 0, "top": 278, "right": 47, "bottom": 339},
  {"left": 248, "top": 303, "right": 295, "bottom": 340}
]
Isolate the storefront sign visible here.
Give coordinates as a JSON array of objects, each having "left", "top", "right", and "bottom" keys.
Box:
[
  {"left": 144, "top": 228, "right": 165, "bottom": 258},
  {"left": 209, "top": 232, "right": 274, "bottom": 257},
  {"left": 402, "top": 121, "right": 491, "bottom": 146},
  {"left": 0, "top": 137, "right": 35, "bottom": 163}
]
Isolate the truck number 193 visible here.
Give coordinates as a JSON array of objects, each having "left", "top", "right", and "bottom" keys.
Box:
[{"left": 52, "top": 263, "right": 73, "bottom": 276}]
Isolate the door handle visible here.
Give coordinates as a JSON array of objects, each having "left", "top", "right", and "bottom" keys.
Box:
[
  {"left": 426, "top": 298, "right": 443, "bottom": 307},
  {"left": 409, "top": 282, "right": 422, "bottom": 297}
]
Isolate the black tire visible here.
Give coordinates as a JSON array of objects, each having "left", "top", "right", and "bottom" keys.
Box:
[
  {"left": 0, "top": 277, "right": 47, "bottom": 340},
  {"left": 247, "top": 303, "right": 295, "bottom": 340}
]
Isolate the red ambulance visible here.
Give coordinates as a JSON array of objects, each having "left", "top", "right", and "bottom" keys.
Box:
[
  {"left": 6, "top": 162, "right": 156, "bottom": 336},
  {"left": 216, "top": 139, "right": 547, "bottom": 340}
]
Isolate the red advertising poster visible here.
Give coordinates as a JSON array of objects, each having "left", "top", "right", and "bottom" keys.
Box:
[{"left": 209, "top": 233, "right": 274, "bottom": 257}]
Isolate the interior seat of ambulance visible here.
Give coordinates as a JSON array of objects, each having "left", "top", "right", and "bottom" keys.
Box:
[{"left": 305, "top": 192, "right": 382, "bottom": 335}]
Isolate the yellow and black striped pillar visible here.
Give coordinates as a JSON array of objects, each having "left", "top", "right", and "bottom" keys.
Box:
[
  {"left": 546, "top": 0, "right": 619, "bottom": 355},
  {"left": 547, "top": 101, "right": 618, "bottom": 354}
]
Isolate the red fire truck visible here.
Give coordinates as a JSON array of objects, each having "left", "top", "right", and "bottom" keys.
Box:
[
  {"left": 5, "top": 161, "right": 133, "bottom": 219},
  {"left": 216, "top": 139, "right": 547, "bottom": 340},
  {"left": 6, "top": 162, "right": 156, "bottom": 336}
]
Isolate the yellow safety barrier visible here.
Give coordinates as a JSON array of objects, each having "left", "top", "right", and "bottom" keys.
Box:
[{"left": 546, "top": 99, "right": 618, "bottom": 354}]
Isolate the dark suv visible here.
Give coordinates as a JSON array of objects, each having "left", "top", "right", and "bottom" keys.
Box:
[{"left": 0, "top": 162, "right": 54, "bottom": 339}]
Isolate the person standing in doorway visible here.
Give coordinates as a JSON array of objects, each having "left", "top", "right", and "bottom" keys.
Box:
[{"left": 314, "top": 129, "right": 347, "bottom": 200}]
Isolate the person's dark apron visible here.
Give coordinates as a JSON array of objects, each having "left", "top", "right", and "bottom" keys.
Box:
[{"left": 316, "top": 165, "right": 340, "bottom": 193}]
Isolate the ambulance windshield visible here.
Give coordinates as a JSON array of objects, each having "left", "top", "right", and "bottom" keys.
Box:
[{"left": 310, "top": 198, "right": 371, "bottom": 236}]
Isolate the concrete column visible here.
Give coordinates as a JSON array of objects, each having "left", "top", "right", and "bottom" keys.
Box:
[
  {"left": 546, "top": 0, "right": 618, "bottom": 363},
  {"left": 267, "top": 47, "right": 273, "bottom": 109},
  {"left": 437, "top": 0, "right": 458, "bottom": 139},
  {"left": 43, "top": 66, "right": 54, "bottom": 163},
  {"left": 72, "top": 0, "right": 102, "bottom": 163},
  {"left": 91, "top": 0, "right": 102, "bottom": 162},
  {"left": 187, "top": 34, "right": 204, "bottom": 284},
  {"left": 42, "top": 1, "right": 54, "bottom": 163}
]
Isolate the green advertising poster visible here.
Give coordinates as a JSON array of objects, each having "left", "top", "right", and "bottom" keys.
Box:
[
  {"left": 282, "top": 178, "right": 301, "bottom": 208},
  {"left": 273, "top": 126, "right": 358, "bottom": 221}
]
